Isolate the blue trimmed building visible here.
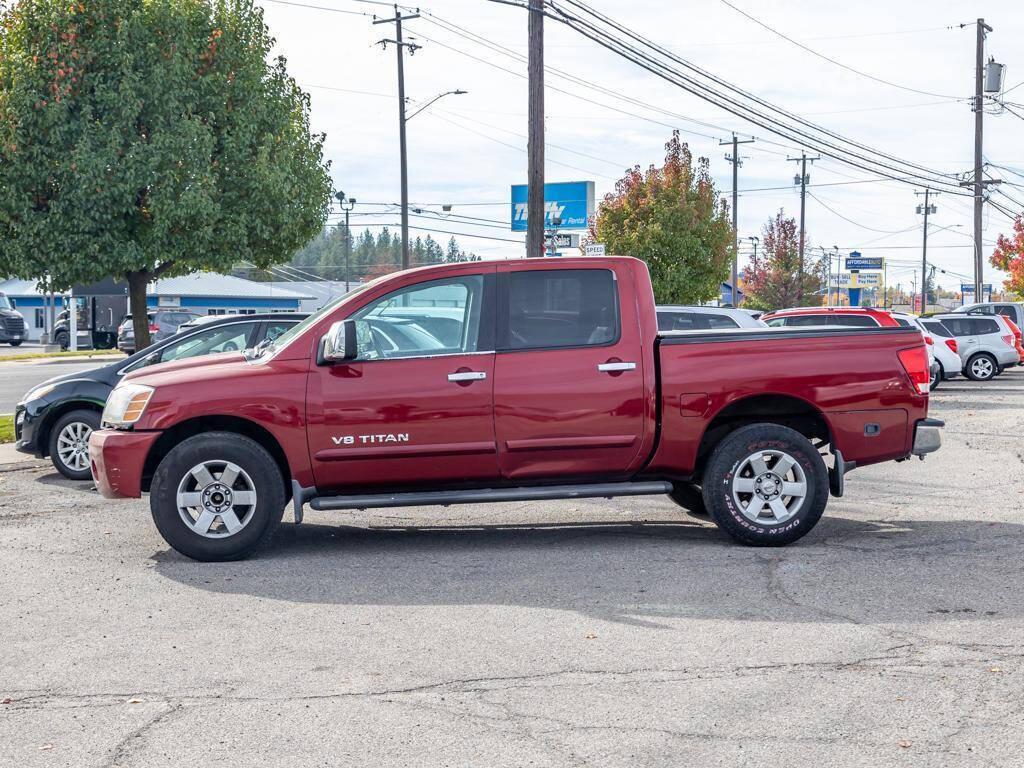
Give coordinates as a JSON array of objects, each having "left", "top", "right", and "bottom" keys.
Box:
[{"left": 0, "top": 273, "right": 313, "bottom": 342}]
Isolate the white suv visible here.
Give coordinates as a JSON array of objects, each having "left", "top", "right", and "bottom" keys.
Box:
[
  {"left": 919, "top": 319, "right": 964, "bottom": 386},
  {"left": 931, "top": 314, "right": 1021, "bottom": 381}
]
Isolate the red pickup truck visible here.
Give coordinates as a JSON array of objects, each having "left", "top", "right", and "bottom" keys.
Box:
[{"left": 89, "top": 256, "right": 942, "bottom": 561}]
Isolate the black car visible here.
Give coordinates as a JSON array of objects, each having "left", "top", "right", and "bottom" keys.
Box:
[{"left": 14, "top": 313, "right": 305, "bottom": 479}]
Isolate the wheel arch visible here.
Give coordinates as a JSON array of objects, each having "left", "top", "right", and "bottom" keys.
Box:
[
  {"left": 141, "top": 415, "right": 292, "bottom": 495},
  {"left": 694, "top": 393, "right": 833, "bottom": 476},
  {"left": 39, "top": 399, "right": 104, "bottom": 457}
]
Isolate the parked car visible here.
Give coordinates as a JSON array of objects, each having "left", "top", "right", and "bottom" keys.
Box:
[
  {"left": 117, "top": 310, "right": 202, "bottom": 354},
  {"left": 88, "top": 256, "right": 940, "bottom": 561},
  {"left": 656, "top": 305, "right": 767, "bottom": 331},
  {"left": 889, "top": 312, "right": 942, "bottom": 390},
  {"left": 999, "top": 315, "right": 1024, "bottom": 363},
  {"left": 918, "top": 319, "right": 964, "bottom": 386},
  {"left": 0, "top": 292, "right": 27, "bottom": 346},
  {"left": 14, "top": 314, "right": 305, "bottom": 479},
  {"left": 951, "top": 301, "right": 1024, "bottom": 331},
  {"left": 762, "top": 306, "right": 900, "bottom": 328},
  {"left": 930, "top": 314, "right": 1021, "bottom": 381}
]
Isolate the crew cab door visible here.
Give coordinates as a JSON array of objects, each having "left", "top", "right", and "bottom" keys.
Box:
[
  {"left": 307, "top": 268, "right": 498, "bottom": 492},
  {"left": 493, "top": 262, "right": 647, "bottom": 481}
]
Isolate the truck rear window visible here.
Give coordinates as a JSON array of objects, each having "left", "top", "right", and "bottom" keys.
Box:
[{"left": 505, "top": 269, "right": 618, "bottom": 350}]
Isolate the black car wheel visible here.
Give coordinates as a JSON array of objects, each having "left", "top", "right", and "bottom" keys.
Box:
[
  {"left": 54, "top": 331, "right": 69, "bottom": 351},
  {"left": 702, "top": 424, "right": 828, "bottom": 547},
  {"left": 48, "top": 409, "right": 101, "bottom": 480},
  {"left": 150, "top": 432, "right": 285, "bottom": 562},
  {"left": 9, "top": 340, "right": 23, "bottom": 347},
  {"left": 929, "top": 362, "right": 942, "bottom": 391}
]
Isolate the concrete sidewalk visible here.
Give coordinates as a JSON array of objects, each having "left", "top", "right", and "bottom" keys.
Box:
[{"left": 0, "top": 441, "right": 47, "bottom": 471}]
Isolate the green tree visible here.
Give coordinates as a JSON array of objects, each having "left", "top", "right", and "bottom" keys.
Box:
[
  {"left": 743, "top": 210, "right": 822, "bottom": 311},
  {"left": 590, "top": 131, "right": 732, "bottom": 304},
  {"left": 0, "top": 0, "right": 332, "bottom": 348}
]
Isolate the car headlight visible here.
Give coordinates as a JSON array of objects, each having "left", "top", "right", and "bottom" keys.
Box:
[
  {"left": 22, "top": 383, "right": 58, "bottom": 403},
  {"left": 102, "top": 384, "right": 155, "bottom": 428}
]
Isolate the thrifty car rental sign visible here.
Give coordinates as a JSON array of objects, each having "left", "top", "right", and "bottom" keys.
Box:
[{"left": 511, "top": 181, "right": 595, "bottom": 231}]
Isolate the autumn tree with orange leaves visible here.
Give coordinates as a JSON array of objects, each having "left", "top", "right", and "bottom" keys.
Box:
[
  {"left": 743, "top": 210, "right": 823, "bottom": 311},
  {"left": 991, "top": 215, "right": 1024, "bottom": 297}
]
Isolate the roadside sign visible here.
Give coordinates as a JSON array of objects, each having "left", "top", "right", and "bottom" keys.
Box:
[
  {"left": 511, "top": 181, "right": 595, "bottom": 231},
  {"left": 846, "top": 256, "right": 884, "bottom": 270},
  {"left": 543, "top": 232, "right": 580, "bottom": 249},
  {"left": 836, "top": 272, "right": 881, "bottom": 287},
  {"left": 961, "top": 284, "right": 993, "bottom": 295},
  {"left": 584, "top": 243, "right": 606, "bottom": 256}
]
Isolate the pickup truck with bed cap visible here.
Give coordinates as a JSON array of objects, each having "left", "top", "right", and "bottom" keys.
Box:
[{"left": 88, "top": 256, "right": 943, "bottom": 561}]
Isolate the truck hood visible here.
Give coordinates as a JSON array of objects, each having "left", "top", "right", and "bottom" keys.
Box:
[{"left": 122, "top": 351, "right": 247, "bottom": 384}]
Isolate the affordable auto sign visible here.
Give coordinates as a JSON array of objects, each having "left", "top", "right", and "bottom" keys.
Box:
[{"left": 510, "top": 181, "right": 595, "bottom": 231}]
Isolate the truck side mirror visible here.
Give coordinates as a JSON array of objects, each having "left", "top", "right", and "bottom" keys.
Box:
[
  {"left": 8, "top": 298, "right": 15, "bottom": 309},
  {"left": 318, "top": 319, "right": 358, "bottom": 364}
]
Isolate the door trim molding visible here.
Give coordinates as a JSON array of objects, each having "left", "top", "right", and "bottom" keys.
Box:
[
  {"left": 314, "top": 441, "right": 497, "bottom": 461},
  {"left": 504, "top": 435, "right": 638, "bottom": 452}
]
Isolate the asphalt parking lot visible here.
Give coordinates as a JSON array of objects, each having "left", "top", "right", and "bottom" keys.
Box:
[{"left": 1, "top": 370, "right": 1022, "bottom": 767}]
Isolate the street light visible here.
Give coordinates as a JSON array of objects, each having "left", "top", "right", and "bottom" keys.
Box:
[
  {"left": 397, "top": 89, "right": 467, "bottom": 269},
  {"left": 334, "top": 190, "right": 356, "bottom": 290}
]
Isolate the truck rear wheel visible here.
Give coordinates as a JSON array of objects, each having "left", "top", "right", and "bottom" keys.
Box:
[
  {"left": 150, "top": 432, "right": 285, "bottom": 561},
  {"left": 701, "top": 424, "right": 828, "bottom": 547}
]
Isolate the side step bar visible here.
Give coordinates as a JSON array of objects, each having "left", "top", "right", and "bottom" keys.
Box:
[{"left": 292, "top": 480, "right": 673, "bottom": 518}]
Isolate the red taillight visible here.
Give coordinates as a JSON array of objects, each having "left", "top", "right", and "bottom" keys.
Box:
[
  {"left": 1001, "top": 335, "right": 1014, "bottom": 347},
  {"left": 149, "top": 324, "right": 160, "bottom": 333},
  {"left": 945, "top": 339, "right": 958, "bottom": 354},
  {"left": 897, "top": 346, "right": 930, "bottom": 395},
  {"left": 924, "top": 335, "right": 934, "bottom": 345}
]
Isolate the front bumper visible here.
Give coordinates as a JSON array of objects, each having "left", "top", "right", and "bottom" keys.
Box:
[
  {"left": 911, "top": 417, "right": 944, "bottom": 457},
  {"left": 88, "top": 429, "right": 162, "bottom": 499},
  {"left": 14, "top": 404, "right": 43, "bottom": 456}
]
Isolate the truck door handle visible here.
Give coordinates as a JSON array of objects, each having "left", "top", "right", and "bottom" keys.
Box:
[
  {"left": 597, "top": 362, "right": 636, "bottom": 372},
  {"left": 447, "top": 371, "right": 487, "bottom": 382}
]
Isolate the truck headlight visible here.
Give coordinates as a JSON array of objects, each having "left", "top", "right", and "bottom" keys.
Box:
[{"left": 102, "top": 384, "right": 155, "bottom": 428}]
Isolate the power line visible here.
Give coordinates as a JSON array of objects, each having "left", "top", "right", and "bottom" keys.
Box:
[
  {"left": 716, "top": 1, "right": 967, "bottom": 100},
  {"left": 808, "top": 192, "right": 917, "bottom": 234},
  {"left": 535, "top": 1, "right": 970, "bottom": 194}
]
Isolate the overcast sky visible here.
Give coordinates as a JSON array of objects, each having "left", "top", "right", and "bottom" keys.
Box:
[{"left": 259, "top": 0, "right": 1023, "bottom": 293}]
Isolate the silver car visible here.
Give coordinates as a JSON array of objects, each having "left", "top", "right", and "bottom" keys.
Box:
[
  {"left": 931, "top": 314, "right": 1021, "bottom": 381},
  {"left": 656, "top": 306, "right": 768, "bottom": 331},
  {"left": 951, "top": 301, "right": 1024, "bottom": 330},
  {"left": 117, "top": 310, "right": 202, "bottom": 354}
]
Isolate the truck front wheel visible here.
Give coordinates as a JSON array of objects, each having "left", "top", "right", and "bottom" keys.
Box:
[
  {"left": 701, "top": 424, "right": 828, "bottom": 547},
  {"left": 150, "top": 432, "right": 285, "bottom": 561}
]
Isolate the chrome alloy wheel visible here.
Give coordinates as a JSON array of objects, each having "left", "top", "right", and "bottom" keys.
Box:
[
  {"left": 731, "top": 449, "right": 808, "bottom": 524},
  {"left": 176, "top": 461, "right": 257, "bottom": 538},
  {"left": 971, "top": 356, "right": 994, "bottom": 379},
  {"left": 56, "top": 421, "right": 92, "bottom": 473}
]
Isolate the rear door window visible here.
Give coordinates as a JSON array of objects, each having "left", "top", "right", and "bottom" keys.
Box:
[
  {"left": 705, "top": 313, "right": 740, "bottom": 329},
  {"left": 657, "top": 311, "right": 699, "bottom": 331},
  {"left": 940, "top": 318, "right": 972, "bottom": 336},
  {"left": 832, "top": 315, "right": 879, "bottom": 327},
  {"left": 971, "top": 318, "right": 1001, "bottom": 335},
  {"left": 504, "top": 269, "right": 618, "bottom": 349}
]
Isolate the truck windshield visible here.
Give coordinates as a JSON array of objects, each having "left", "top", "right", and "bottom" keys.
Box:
[
  {"left": 0, "top": 295, "right": 12, "bottom": 310},
  {"left": 247, "top": 280, "right": 380, "bottom": 360}
]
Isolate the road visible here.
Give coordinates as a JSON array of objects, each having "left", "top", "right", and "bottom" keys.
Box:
[
  {"left": 1, "top": 370, "right": 1022, "bottom": 766},
  {"left": 0, "top": 358, "right": 121, "bottom": 413}
]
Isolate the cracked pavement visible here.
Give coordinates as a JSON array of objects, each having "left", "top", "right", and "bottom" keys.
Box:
[{"left": 2, "top": 370, "right": 1023, "bottom": 766}]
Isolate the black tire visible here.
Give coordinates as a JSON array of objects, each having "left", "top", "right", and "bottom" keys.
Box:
[
  {"left": 965, "top": 352, "right": 997, "bottom": 381},
  {"left": 929, "top": 362, "right": 941, "bottom": 391},
  {"left": 47, "top": 408, "right": 101, "bottom": 480},
  {"left": 668, "top": 482, "right": 707, "bottom": 516},
  {"left": 9, "top": 340, "right": 23, "bottom": 347},
  {"left": 150, "top": 432, "right": 286, "bottom": 562},
  {"left": 54, "top": 331, "right": 69, "bottom": 351},
  {"left": 701, "top": 424, "right": 829, "bottom": 547}
]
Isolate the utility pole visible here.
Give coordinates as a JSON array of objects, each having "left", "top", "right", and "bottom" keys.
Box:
[
  {"left": 527, "top": 0, "right": 545, "bottom": 258},
  {"left": 971, "top": 19, "right": 990, "bottom": 299},
  {"left": 915, "top": 189, "right": 938, "bottom": 315},
  {"left": 788, "top": 153, "right": 819, "bottom": 303},
  {"left": 374, "top": 5, "right": 420, "bottom": 270},
  {"left": 720, "top": 134, "right": 754, "bottom": 306}
]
